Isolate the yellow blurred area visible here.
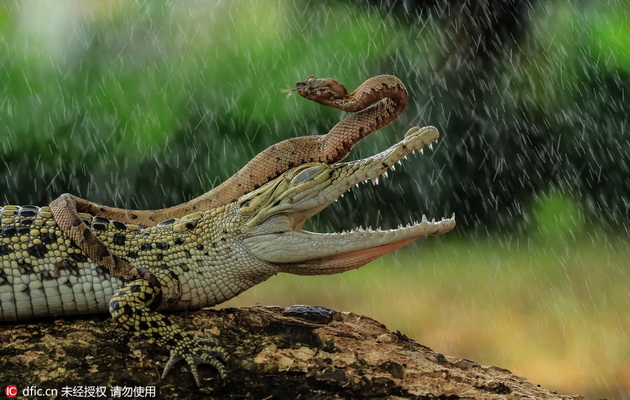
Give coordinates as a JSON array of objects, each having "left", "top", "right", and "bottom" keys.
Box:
[{"left": 223, "top": 234, "right": 630, "bottom": 399}]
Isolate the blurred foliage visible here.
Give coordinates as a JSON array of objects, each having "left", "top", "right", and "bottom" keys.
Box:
[
  {"left": 529, "top": 190, "right": 584, "bottom": 240},
  {"left": 1, "top": 0, "right": 629, "bottom": 235}
]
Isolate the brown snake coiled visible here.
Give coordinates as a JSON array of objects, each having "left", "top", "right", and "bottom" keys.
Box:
[{"left": 52, "top": 75, "right": 408, "bottom": 228}]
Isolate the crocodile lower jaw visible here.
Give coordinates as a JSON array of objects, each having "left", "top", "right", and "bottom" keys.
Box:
[{"left": 244, "top": 216, "right": 455, "bottom": 265}]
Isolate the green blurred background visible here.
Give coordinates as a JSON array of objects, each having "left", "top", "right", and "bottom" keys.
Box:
[{"left": 1, "top": 0, "right": 628, "bottom": 398}]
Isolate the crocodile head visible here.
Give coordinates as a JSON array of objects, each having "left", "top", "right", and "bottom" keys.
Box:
[{"left": 237, "top": 126, "right": 455, "bottom": 275}]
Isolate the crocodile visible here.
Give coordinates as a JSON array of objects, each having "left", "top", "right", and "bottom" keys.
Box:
[{"left": 0, "top": 126, "right": 455, "bottom": 385}]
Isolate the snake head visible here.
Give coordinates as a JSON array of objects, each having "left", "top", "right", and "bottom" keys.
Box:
[{"left": 294, "top": 76, "right": 349, "bottom": 106}]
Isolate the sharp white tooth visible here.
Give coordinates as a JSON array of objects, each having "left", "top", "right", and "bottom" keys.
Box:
[
  {"left": 420, "top": 148, "right": 424, "bottom": 154},
  {"left": 451, "top": 213, "right": 456, "bottom": 220},
  {"left": 391, "top": 164, "right": 396, "bottom": 170},
  {"left": 428, "top": 143, "right": 433, "bottom": 150},
  {"left": 371, "top": 177, "right": 379, "bottom": 185},
  {"left": 422, "top": 215, "right": 428, "bottom": 223},
  {"left": 431, "top": 218, "right": 436, "bottom": 223},
  {"left": 383, "top": 171, "right": 388, "bottom": 178}
]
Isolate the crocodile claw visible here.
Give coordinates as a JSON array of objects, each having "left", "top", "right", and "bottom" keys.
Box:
[{"left": 161, "top": 339, "right": 229, "bottom": 386}]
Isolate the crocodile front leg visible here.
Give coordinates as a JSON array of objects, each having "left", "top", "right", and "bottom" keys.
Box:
[
  {"left": 50, "top": 194, "right": 226, "bottom": 385},
  {"left": 109, "top": 278, "right": 228, "bottom": 386}
]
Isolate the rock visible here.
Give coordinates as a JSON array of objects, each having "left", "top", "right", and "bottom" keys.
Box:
[{"left": 0, "top": 306, "right": 584, "bottom": 399}]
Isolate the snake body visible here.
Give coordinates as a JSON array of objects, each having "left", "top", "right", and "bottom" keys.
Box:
[{"left": 52, "top": 75, "right": 408, "bottom": 227}]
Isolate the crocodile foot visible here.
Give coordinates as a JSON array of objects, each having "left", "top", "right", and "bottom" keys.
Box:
[{"left": 161, "top": 339, "right": 229, "bottom": 386}]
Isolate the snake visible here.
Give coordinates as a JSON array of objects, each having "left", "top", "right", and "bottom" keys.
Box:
[{"left": 50, "top": 74, "right": 408, "bottom": 230}]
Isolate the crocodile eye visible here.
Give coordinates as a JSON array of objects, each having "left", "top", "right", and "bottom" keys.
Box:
[
  {"left": 239, "top": 199, "right": 251, "bottom": 208},
  {"left": 292, "top": 167, "right": 322, "bottom": 184}
]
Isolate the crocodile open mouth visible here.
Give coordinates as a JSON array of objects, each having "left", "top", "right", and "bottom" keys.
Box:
[{"left": 243, "top": 126, "right": 456, "bottom": 274}]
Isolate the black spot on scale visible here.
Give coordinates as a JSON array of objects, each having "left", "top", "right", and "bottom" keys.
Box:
[
  {"left": 140, "top": 243, "right": 152, "bottom": 251},
  {"left": 39, "top": 270, "right": 56, "bottom": 281},
  {"left": 155, "top": 242, "right": 169, "bottom": 251},
  {"left": 0, "top": 269, "right": 10, "bottom": 285},
  {"left": 20, "top": 219, "right": 34, "bottom": 225},
  {"left": 70, "top": 253, "right": 89, "bottom": 263},
  {"left": 174, "top": 237, "right": 184, "bottom": 246},
  {"left": 17, "top": 261, "right": 34, "bottom": 274},
  {"left": 0, "top": 245, "right": 10, "bottom": 256},
  {"left": 27, "top": 243, "right": 48, "bottom": 258},
  {"left": 58, "top": 260, "right": 80, "bottom": 277},
  {"left": 156, "top": 253, "right": 164, "bottom": 261},
  {"left": 41, "top": 232, "right": 57, "bottom": 244},
  {"left": 158, "top": 219, "right": 175, "bottom": 226},
  {"left": 130, "top": 285, "right": 141, "bottom": 293},
  {"left": 109, "top": 300, "right": 120, "bottom": 311},
  {"left": 18, "top": 209, "right": 37, "bottom": 218},
  {"left": 112, "top": 220, "right": 126, "bottom": 230},
  {"left": 139, "top": 320, "right": 150, "bottom": 331},
  {"left": 126, "top": 251, "right": 139, "bottom": 259},
  {"left": 122, "top": 304, "right": 135, "bottom": 316},
  {"left": 196, "top": 244, "right": 204, "bottom": 251},
  {"left": 1, "top": 226, "right": 18, "bottom": 237},
  {"left": 92, "top": 223, "right": 107, "bottom": 231},
  {"left": 93, "top": 216, "right": 110, "bottom": 224},
  {"left": 113, "top": 233, "right": 126, "bottom": 246}
]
